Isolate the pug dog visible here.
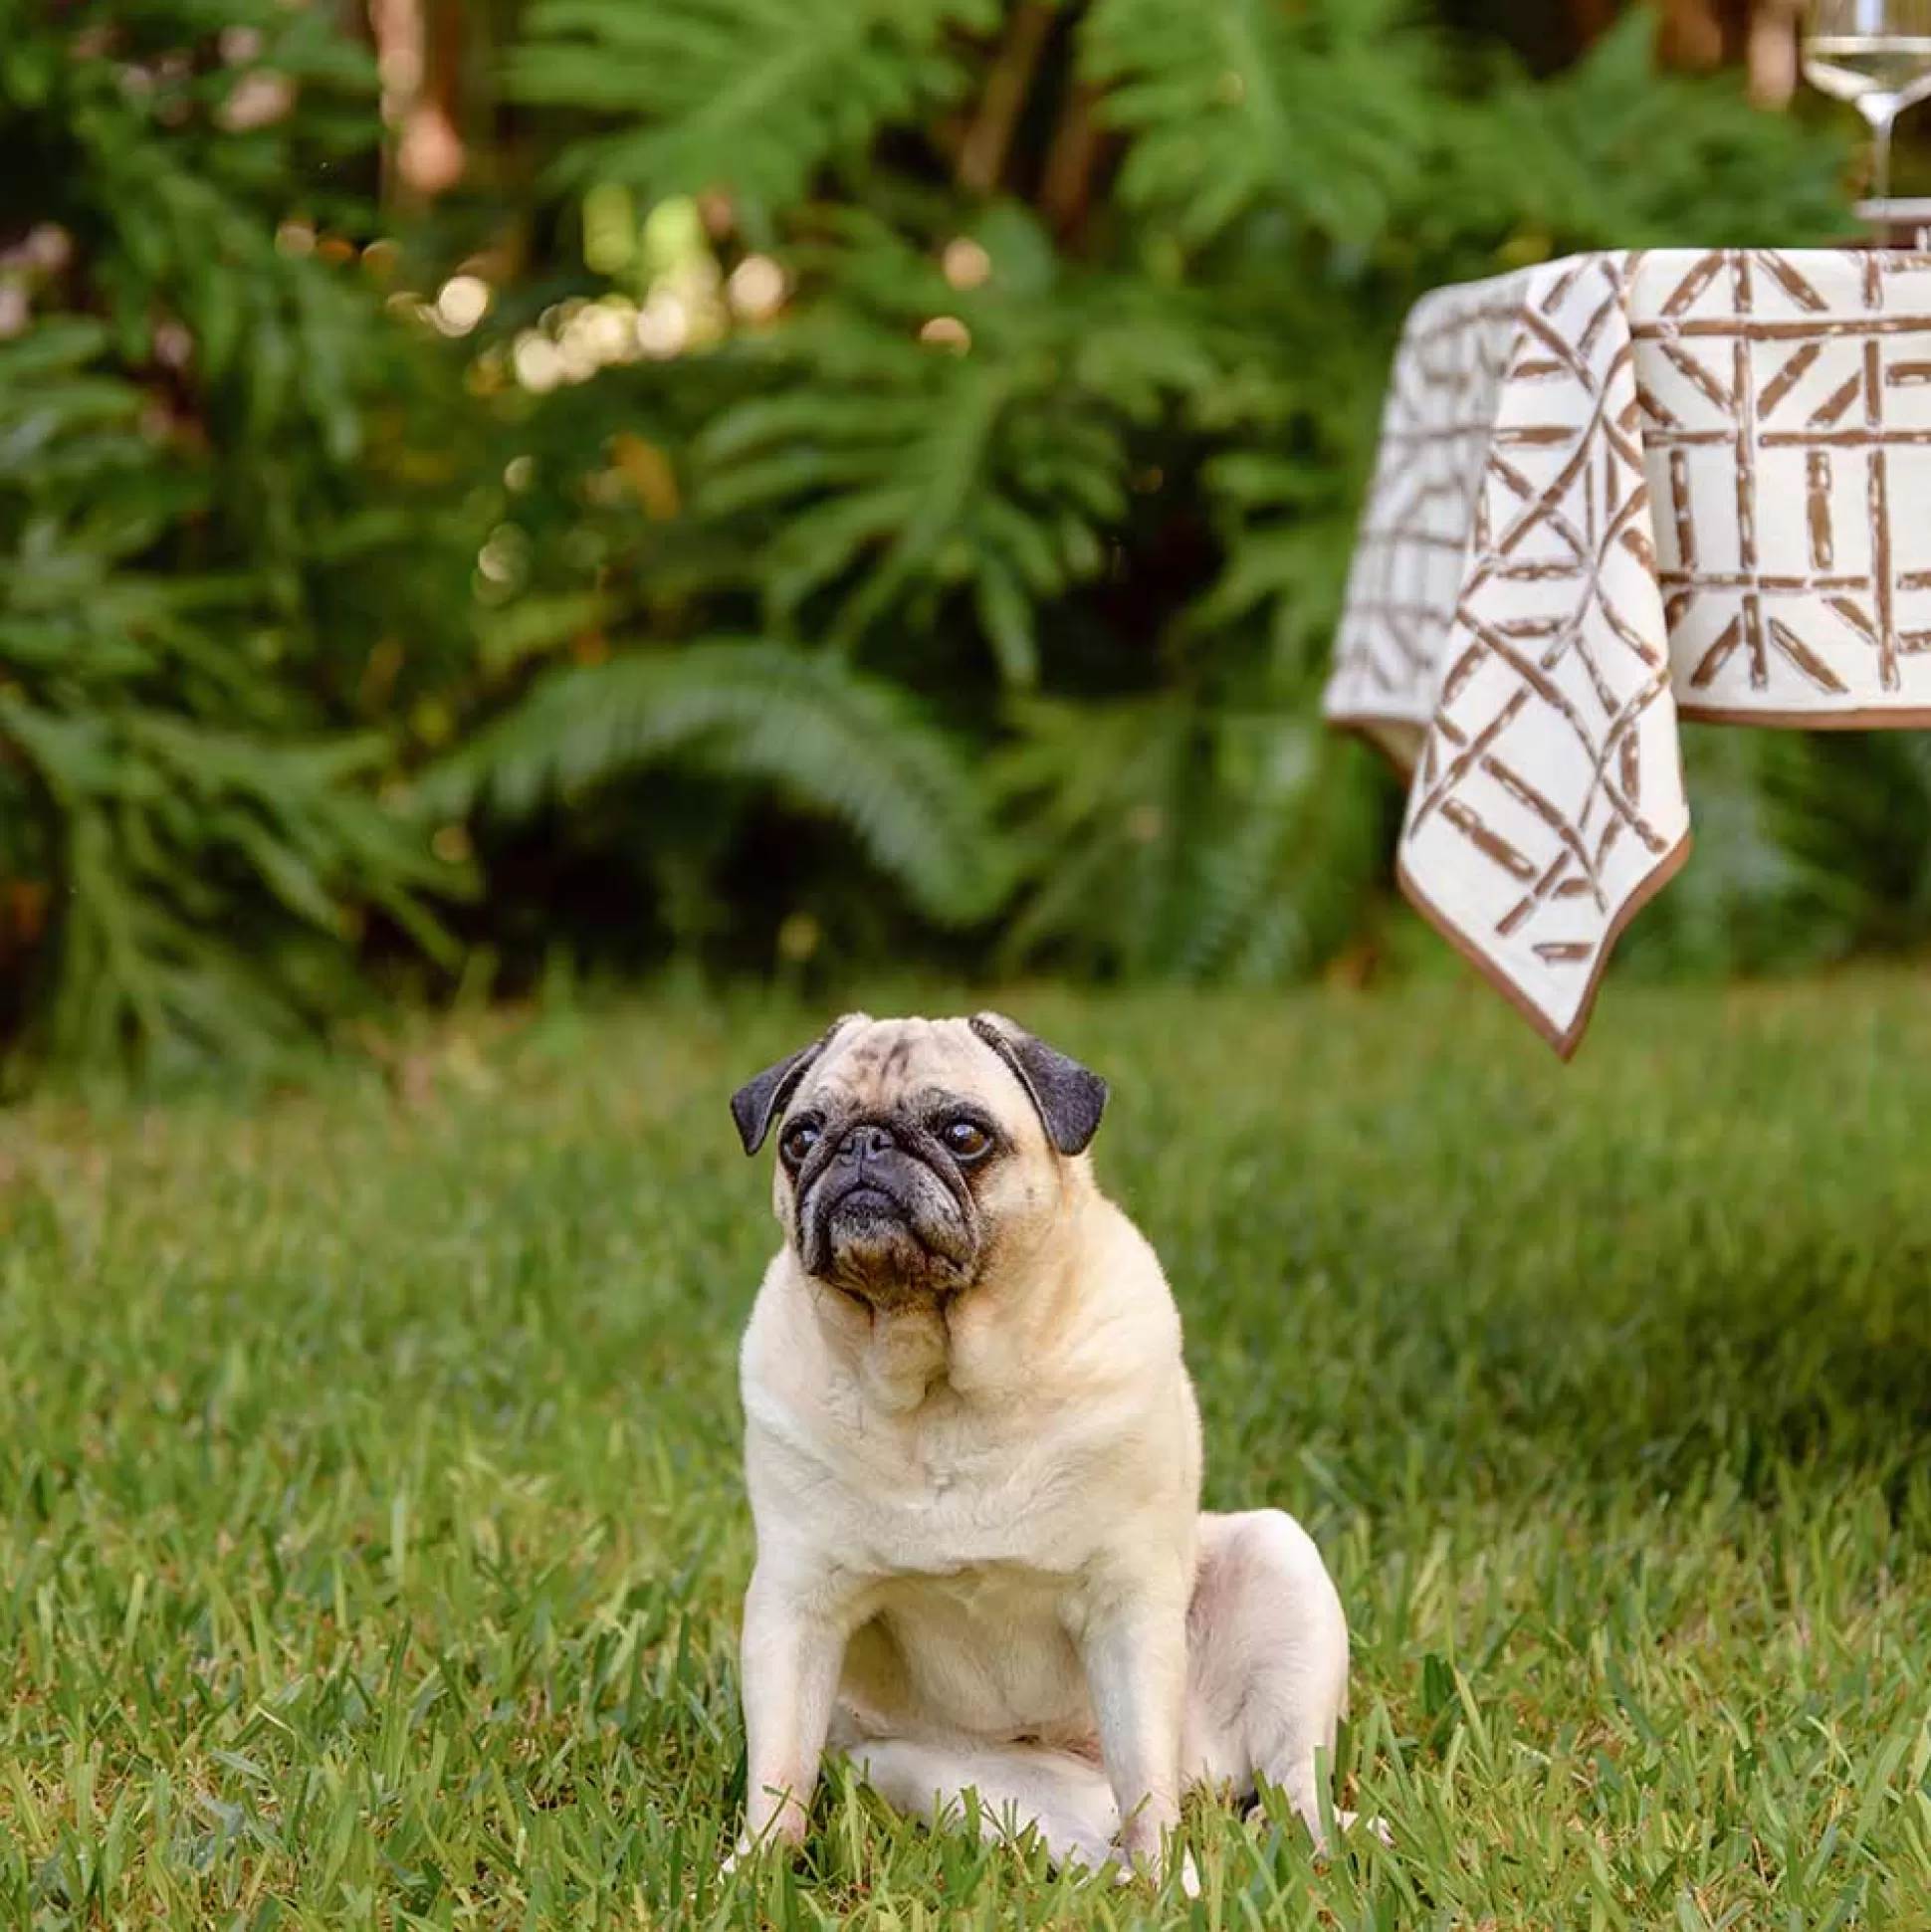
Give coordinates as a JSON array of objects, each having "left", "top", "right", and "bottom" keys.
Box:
[{"left": 725, "top": 1011, "right": 1352, "bottom": 1888}]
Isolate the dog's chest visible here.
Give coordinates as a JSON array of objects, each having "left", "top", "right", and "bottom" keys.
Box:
[
  {"left": 851, "top": 1560, "right": 1092, "bottom": 1742},
  {"left": 847, "top": 1402, "right": 1089, "bottom": 1576},
  {"left": 839, "top": 1407, "right": 1105, "bottom": 1741}
]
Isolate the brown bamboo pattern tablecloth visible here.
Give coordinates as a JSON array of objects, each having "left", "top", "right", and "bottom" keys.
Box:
[{"left": 1324, "top": 249, "right": 1931, "bottom": 1055}]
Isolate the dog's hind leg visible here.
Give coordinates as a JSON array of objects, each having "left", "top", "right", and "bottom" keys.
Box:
[
  {"left": 835, "top": 1730, "right": 1121, "bottom": 1875},
  {"left": 1181, "top": 1509, "right": 1358, "bottom": 1847}
]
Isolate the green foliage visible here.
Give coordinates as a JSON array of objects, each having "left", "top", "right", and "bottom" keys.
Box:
[
  {"left": 0, "top": 0, "right": 1900, "bottom": 1076},
  {"left": 1431, "top": 8, "right": 1857, "bottom": 251},
  {"left": 991, "top": 699, "right": 1391, "bottom": 981},
  {"left": 1615, "top": 723, "right": 1931, "bottom": 985},
  {"left": 423, "top": 641, "right": 1008, "bottom": 924},
  {"left": 1085, "top": 0, "right": 1432, "bottom": 245},
  {"left": 448, "top": 0, "right": 1861, "bottom": 992},
  {"left": 1760, "top": 732, "right": 1931, "bottom": 953},
  {"left": 4, "top": 986, "right": 1930, "bottom": 1921},
  {"left": 689, "top": 209, "right": 1216, "bottom": 678},
  {"left": 510, "top": 0, "right": 1000, "bottom": 209},
  {"left": 0, "top": 0, "right": 486, "bottom": 1078}
]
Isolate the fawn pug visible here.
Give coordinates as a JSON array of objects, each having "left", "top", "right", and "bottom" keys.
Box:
[{"left": 726, "top": 1012, "right": 1353, "bottom": 1887}]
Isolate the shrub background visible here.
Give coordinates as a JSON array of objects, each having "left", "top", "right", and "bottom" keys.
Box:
[{"left": 6, "top": 0, "right": 1916, "bottom": 1083}]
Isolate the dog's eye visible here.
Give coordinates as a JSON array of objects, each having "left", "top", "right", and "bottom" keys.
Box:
[
  {"left": 778, "top": 1120, "right": 821, "bottom": 1169},
  {"left": 941, "top": 1119, "right": 991, "bottom": 1162}
]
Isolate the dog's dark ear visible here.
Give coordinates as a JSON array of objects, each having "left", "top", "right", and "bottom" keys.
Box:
[
  {"left": 730, "top": 1014, "right": 862, "bottom": 1155},
  {"left": 969, "top": 1012, "right": 1107, "bottom": 1156}
]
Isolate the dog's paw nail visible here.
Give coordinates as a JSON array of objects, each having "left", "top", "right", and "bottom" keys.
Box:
[{"left": 1327, "top": 1807, "right": 1393, "bottom": 1845}]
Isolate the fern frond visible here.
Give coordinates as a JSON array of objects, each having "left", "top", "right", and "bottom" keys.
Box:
[
  {"left": 1081, "top": 0, "right": 1432, "bottom": 245},
  {"left": 511, "top": 0, "right": 999, "bottom": 205},
  {"left": 992, "top": 696, "right": 1386, "bottom": 982},
  {"left": 2, "top": 690, "right": 463, "bottom": 1070},
  {"left": 990, "top": 696, "right": 1199, "bottom": 975},
  {"left": 421, "top": 642, "right": 1007, "bottom": 925},
  {"left": 693, "top": 217, "right": 1208, "bottom": 682},
  {"left": 1436, "top": 11, "right": 1857, "bottom": 253},
  {"left": 1177, "top": 718, "right": 1385, "bottom": 981}
]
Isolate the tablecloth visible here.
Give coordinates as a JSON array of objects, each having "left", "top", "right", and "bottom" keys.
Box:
[{"left": 1323, "top": 249, "right": 1931, "bottom": 1055}]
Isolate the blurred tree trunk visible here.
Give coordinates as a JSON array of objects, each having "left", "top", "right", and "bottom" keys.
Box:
[
  {"left": 1570, "top": 0, "right": 1623, "bottom": 43},
  {"left": 1746, "top": 0, "right": 1804, "bottom": 107},
  {"left": 1449, "top": 1, "right": 1784, "bottom": 79},
  {"left": 1568, "top": 1, "right": 1803, "bottom": 104},
  {"left": 368, "top": 0, "right": 467, "bottom": 207},
  {"left": 1654, "top": 0, "right": 1735, "bottom": 67}
]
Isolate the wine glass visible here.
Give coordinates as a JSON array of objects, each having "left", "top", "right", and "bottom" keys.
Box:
[{"left": 1805, "top": 0, "right": 1931, "bottom": 208}]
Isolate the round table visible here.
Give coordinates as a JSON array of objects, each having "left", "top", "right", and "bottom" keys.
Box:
[{"left": 1324, "top": 248, "right": 1931, "bottom": 1055}]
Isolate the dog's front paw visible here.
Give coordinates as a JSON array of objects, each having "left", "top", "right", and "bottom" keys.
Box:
[
  {"left": 1105, "top": 1822, "right": 1199, "bottom": 1897},
  {"left": 1326, "top": 1809, "right": 1390, "bottom": 1842},
  {"left": 720, "top": 1825, "right": 794, "bottom": 1881},
  {"left": 1051, "top": 1826, "right": 1191, "bottom": 1895},
  {"left": 722, "top": 1790, "right": 814, "bottom": 1881}
]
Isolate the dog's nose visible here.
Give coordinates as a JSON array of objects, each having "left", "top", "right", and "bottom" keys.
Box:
[{"left": 840, "top": 1123, "right": 895, "bottom": 1164}]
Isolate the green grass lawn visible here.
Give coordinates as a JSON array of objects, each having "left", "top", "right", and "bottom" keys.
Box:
[{"left": 3, "top": 975, "right": 1929, "bottom": 1929}]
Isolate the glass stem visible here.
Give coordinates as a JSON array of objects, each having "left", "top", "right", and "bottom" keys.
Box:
[{"left": 1864, "top": 101, "right": 1898, "bottom": 206}]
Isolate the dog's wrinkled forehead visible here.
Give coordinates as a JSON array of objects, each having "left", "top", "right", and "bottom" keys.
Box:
[{"left": 802, "top": 1017, "right": 1016, "bottom": 1118}]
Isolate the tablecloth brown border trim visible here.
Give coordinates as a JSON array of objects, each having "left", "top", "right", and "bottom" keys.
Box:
[
  {"left": 1336, "top": 702, "right": 1931, "bottom": 744},
  {"left": 1336, "top": 703, "right": 1931, "bottom": 743},
  {"left": 1677, "top": 702, "right": 1931, "bottom": 730},
  {"left": 1394, "top": 831, "right": 1694, "bottom": 1061}
]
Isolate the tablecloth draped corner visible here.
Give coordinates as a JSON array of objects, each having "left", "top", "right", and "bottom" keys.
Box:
[{"left": 1324, "top": 247, "right": 1931, "bottom": 1052}]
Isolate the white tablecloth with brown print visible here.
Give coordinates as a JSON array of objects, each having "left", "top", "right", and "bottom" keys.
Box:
[{"left": 1323, "top": 249, "right": 1931, "bottom": 1056}]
